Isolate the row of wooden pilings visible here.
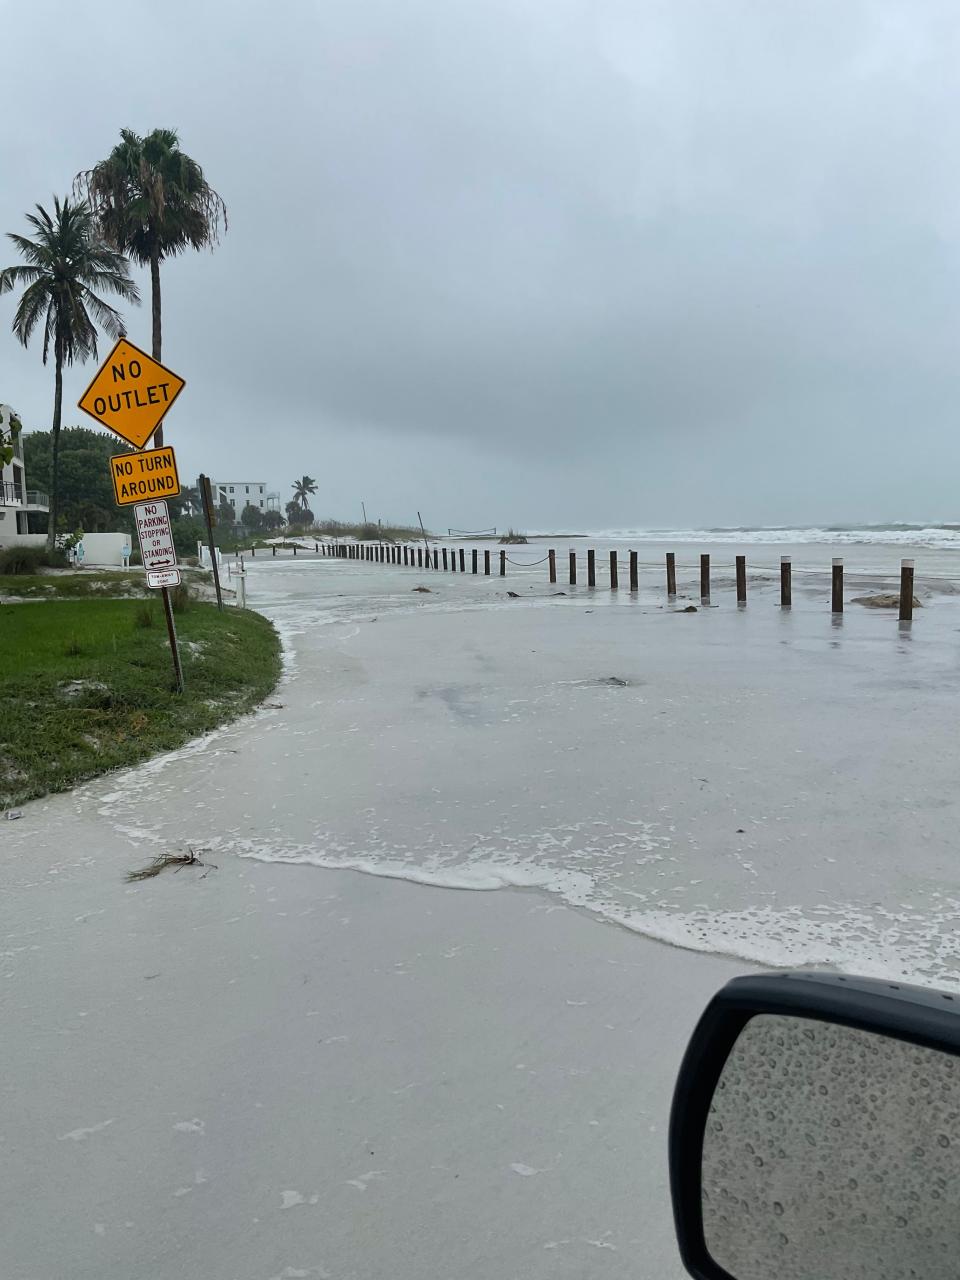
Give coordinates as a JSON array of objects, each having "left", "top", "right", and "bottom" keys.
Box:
[{"left": 250, "top": 543, "right": 918, "bottom": 623}]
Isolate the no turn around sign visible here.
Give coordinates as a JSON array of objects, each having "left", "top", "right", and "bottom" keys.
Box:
[{"left": 111, "top": 445, "right": 180, "bottom": 506}]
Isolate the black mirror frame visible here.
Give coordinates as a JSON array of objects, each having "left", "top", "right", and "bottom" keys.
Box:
[{"left": 669, "top": 971, "right": 960, "bottom": 1280}]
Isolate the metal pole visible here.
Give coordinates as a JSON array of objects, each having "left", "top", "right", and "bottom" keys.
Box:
[{"left": 161, "top": 586, "right": 184, "bottom": 693}]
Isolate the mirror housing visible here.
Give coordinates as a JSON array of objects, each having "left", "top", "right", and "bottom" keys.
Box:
[{"left": 669, "top": 972, "right": 960, "bottom": 1280}]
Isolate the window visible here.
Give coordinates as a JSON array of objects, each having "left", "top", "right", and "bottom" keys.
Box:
[
  {"left": 229, "top": 486, "right": 234, "bottom": 494},
  {"left": 245, "top": 486, "right": 249, "bottom": 494},
  {"left": 260, "top": 500, "right": 264, "bottom": 508}
]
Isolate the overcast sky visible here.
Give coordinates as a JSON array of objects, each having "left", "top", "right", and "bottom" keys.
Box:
[{"left": 2, "top": 0, "right": 960, "bottom": 530}]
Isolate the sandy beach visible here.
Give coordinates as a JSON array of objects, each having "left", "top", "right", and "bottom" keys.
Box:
[{"left": 5, "top": 542, "right": 960, "bottom": 1278}]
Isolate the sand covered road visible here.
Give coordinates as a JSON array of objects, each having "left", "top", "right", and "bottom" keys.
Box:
[{"left": 5, "top": 553, "right": 960, "bottom": 1277}]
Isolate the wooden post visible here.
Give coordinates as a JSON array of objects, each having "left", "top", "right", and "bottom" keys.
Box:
[
  {"left": 569, "top": 550, "right": 576, "bottom": 585},
  {"left": 736, "top": 555, "right": 746, "bottom": 604},
  {"left": 484, "top": 549, "right": 491, "bottom": 576},
  {"left": 293, "top": 544, "right": 298, "bottom": 557},
  {"left": 629, "top": 550, "right": 638, "bottom": 592},
  {"left": 314, "top": 542, "right": 318, "bottom": 553},
  {"left": 899, "top": 558, "right": 915, "bottom": 622},
  {"left": 500, "top": 549, "right": 506, "bottom": 576},
  {"left": 472, "top": 549, "right": 478, "bottom": 574},
  {"left": 403, "top": 546, "right": 408, "bottom": 565},
  {"left": 549, "top": 549, "right": 556, "bottom": 584},
  {"left": 780, "top": 556, "right": 791, "bottom": 607},
  {"left": 418, "top": 547, "right": 423, "bottom": 568},
  {"left": 272, "top": 544, "right": 276, "bottom": 557},
  {"left": 442, "top": 548, "right": 448, "bottom": 571},
  {"left": 700, "top": 554, "right": 710, "bottom": 601},
  {"left": 610, "top": 551, "right": 618, "bottom": 589},
  {"left": 198, "top": 473, "right": 223, "bottom": 611},
  {"left": 666, "top": 552, "right": 676, "bottom": 597},
  {"left": 459, "top": 548, "right": 466, "bottom": 572},
  {"left": 832, "top": 558, "right": 843, "bottom": 613},
  {"left": 433, "top": 548, "right": 439, "bottom": 570},
  {"left": 588, "top": 549, "right": 596, "bottom": 587}
]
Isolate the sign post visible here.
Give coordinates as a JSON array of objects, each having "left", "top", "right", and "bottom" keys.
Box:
[
  {"left": 79, "top": 337, "right": 187, "bottom": 693},
  {"left": 134, "top": 500, "right": 184, "bottom": 693},
  {"left": 198, "top": 474, "right": 224, "bottom": 611}
]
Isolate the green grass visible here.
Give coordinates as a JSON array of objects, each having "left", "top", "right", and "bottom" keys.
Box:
[{"left": 0, "top": 598, "right": 281, "bottom": 807}]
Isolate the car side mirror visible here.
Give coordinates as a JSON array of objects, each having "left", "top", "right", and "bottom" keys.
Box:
[{"left": 669, "top": 973, "right": 960, "bottom": 1280}]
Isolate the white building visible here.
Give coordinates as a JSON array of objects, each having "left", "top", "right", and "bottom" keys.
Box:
[
  {"left": 208, "top": 479, "right": 268, "bottom": 521},
  {"left": 0, "top": 405, "right": 49, "bottom": 538}
]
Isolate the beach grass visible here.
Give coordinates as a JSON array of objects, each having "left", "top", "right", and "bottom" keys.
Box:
[
  {"left": 0, "top": 572, "right": 152, "bottom": 600},
  {"left": 0, "top": 597, "right": 281, "bottom": 808}
]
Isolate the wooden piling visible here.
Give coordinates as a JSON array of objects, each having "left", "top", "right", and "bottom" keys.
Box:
[
  {"left": 472, "top": 549, "right": 478, "bottom": 574},
  {"left": 666, "top": 552, "right": 676, "bottom": 597},
  {"left": 418, "top": 547, "right": 423, "bottom": 568},
  {"left": 293, "top": 545, "right": 297, "bottom": 557},
  {"left": 780, "top": 556, "right": 791, "bottom": 607},
  {"left": 315, "top": 542, "right": 319, "bottom": 553},
  {"left": 484, "top": 549, "right": 491, "bottom": 576},
  {"left": 832, "top": 558, "right": 843, "bottom": 613},
  {"left": 899, "top": 558, "right": 915, "bottom": 622},
  {"left": 549, "top": 549, "right": 556, "bottom": 584},
  {"left": 442, "top": 548, "right": 448, "bottom": 571},
  {"left": 610, "top": 551, "right": 619, "bottom": 589},
  {"left": 433, "top": 548, "right": 439, "bottom": 570},
  {"left": 403, "top": 546, "right": 408, "bottom": 565},
  {"left": 569, "top": 550, "right": 576, "bottom": 585},
  {"left": 588, "top": 549, "right": 596, "bottom": 587},
  {"left": 459, "top": 548, "right": 466, "bottom": 573},
  {"left": 699, "top": 554, "right": 709, "bottom": 601},
  {"left": 629, "top": 550, "right": 638, "bottom": 592},
  {"left": 736, "top": 555, "right": 746, "bottom": 604},
  {"left": 500, "top": 550, "right": 506, "bottom": 576},
  {"left": 272, "top": 545, "right": 276, "bottom": 557}
]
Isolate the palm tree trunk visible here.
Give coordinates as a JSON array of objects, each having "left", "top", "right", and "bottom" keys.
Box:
[
  {"left": 150, "top": 249, "right": 163, "bottom": 447},
  {"left": 47, "top": 353, "right": 63, "bottom": 552}
]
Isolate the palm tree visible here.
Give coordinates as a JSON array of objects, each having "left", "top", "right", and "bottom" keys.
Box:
[
  {"left": 76, "top": 127, "right": 226, "bottom": 446},
  {"left": 0, "top": 198, "right": 139, "bottom": 548},
  {"left": 292, "top": 475, "right": 318, "bottom": 511}
]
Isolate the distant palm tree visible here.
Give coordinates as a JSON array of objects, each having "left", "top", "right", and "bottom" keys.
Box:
[
  {"left": 0, "top": 198, "right": 139, "bottom": 547},
  {"left": 76, "top": 127, "right": 226, "bottom": 446},
  {"left": 292, "top": 475, "right": 318, "bottom": 511}
]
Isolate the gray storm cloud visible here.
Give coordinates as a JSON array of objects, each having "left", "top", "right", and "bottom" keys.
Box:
[{"left": 2, "top": 0, "right": 959, "bottom": 528}]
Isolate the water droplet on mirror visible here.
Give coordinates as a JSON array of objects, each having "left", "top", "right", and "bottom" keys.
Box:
[
  {"left": 773, "top": 1202, "right": 784, "bottom": 1216},
  {"left": 938, "top": 1134, "right": 950, "bottom": 1148}
]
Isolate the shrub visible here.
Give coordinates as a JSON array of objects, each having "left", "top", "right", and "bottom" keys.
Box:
[
  {"left": 170, "top": 582, "right": 191, "bottom": 613},
  {"left": 133, "top": 604, "right": 155, "bottom": 629},
  {"left": 499, "top": 528, "right": 528, "bottom": 544},
  {"left": 0, "top": 545, "right": 62, "bottom": 574}
]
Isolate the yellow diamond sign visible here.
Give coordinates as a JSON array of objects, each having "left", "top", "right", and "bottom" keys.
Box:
[{"left": 78, "top": 338, "right": 185, "bottom": 448}]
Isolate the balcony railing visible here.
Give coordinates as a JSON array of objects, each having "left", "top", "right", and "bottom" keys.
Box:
[{"left": 0, "top": 483, "right": 49, "bottom": 509}]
